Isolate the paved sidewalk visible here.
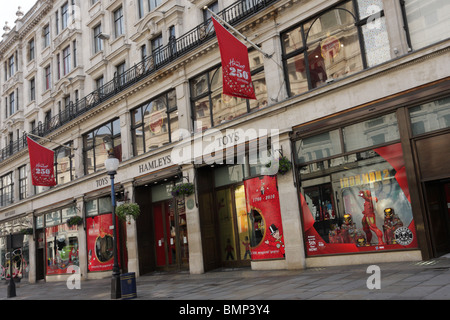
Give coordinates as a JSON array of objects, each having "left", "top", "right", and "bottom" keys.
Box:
[{"left": 1, "top": 255, "right": 450, "bottom": 301}]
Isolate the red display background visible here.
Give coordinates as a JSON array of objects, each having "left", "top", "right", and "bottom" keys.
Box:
[
  {"left": 244, "top": 175, "right": 284, "bottom": 260},
  {"left": 86, "top": 214, "right": 121, "bottom": 272},
  {"left": 302, "top": 143, "right": 418, "bottom": 255}
]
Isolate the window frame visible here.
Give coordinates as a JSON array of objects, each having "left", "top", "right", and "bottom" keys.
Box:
[
  {"left": 130, "top": 89, "right": 178, "bottom": 156},
  {"left": 281, "top": 0, "right": 386, "bottom": 97}
]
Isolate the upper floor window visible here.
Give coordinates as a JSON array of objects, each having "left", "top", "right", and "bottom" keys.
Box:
[
  {"left": 28, "top": 38, "right": 35, "bottom": 62},
  {"left": 30, "top": 78, "right": 36, "bottom": 102},
  {"left": 8, "top": 55, "right": 15, "bottom": 78},
  {"left": 93, "top": 24, "right": 103, "bottom": 53},
  {"left": 131, "top": 89, "right": 178, "bottom": 156},
  {"left": 9, "top": 92, "right": 15, "bottom": 116},
  {"left": 45, "top": 65, "right": 52, "bottom": 90},
  {"left": 83, "top": 118, "right": 122, "bottom": 175},
  {"left": 61, "top": 2, "right": 69, "bottom": 30},
  {"left": 0, "top": 172, "right": 13, "bottom": 206},
  {"left": 114, "top": 6, "right": 124, "bottom": 38},
  {"left": 55, "top": 142, "right": 74, "bottom": 185},
  {"left": 18, "top": 165, "right": 27, "bottom": 201},
  {"left": 151, "top": 34, "right": 163, "bottom": 65},
  {"left": 281, "top": 0, "right": 389, "bottom": 96},
  {"left": 137, "top": 0, "right": 144, "bottom": 19},
  {"left": 148, "top": 0, "right": 162, "bottom": 11},
  {"left": 190, "top": 50, "right": 267, "bottom": 132},
  {"left": 402, "top": 0, "right": 450, "bottom": 50},
  {"left": 63, "top": 45, "right": 71, "bottom": 75},
  {"left": 43, "top": 24, "right": 50, "bottom": 48}
]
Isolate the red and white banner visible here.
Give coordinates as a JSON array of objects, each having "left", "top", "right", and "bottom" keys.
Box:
[
  {"left": 212, "top": 17, "right": 256, "bottom": 100},
  {"left": 27, "top": 136, "right": 56, "bottom": 186},
  {"left": 244, "top": 175, "right": 284, "bottom": 260}
]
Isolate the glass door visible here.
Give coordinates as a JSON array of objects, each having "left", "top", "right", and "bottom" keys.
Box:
[
  {"left": 216, "top": 184, "right": 251, "bottom": 266},
  {"left": 153, "top": 198, "right": 189, "bottom": 270}
]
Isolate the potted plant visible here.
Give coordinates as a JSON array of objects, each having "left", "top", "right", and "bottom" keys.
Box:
[
  {"left": 116, "top": 202, "right": 141, "bottom": 224},
  {"left": 66, "top": 216, "right": 83, "bottom": 227},
  {"left": 20, "top": 228, "right": 33, "bottom": 235},
  {"left": 265, "top": 156, "right": 292, "bottom": 175},
  {"left": 171, "top": 182, "right": 195, "bottom": 197},
  {"left": 277, "top": 156, "right": 292, "bottom": 175}
]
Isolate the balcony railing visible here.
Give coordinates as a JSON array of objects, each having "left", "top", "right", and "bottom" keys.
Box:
[{"left": 0, "top": 0, "right": 278, "bottom": 162}]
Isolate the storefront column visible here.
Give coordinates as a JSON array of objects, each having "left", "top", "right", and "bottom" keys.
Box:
[
  {"left": 75, "top": 196, "right": 88, "bottom": 280},
  {"left": 183, "top": 165, "right": 204, "bottom": 274},
  {"left": 174, "top": 78, "right": 192, "bottom": 134},
  {"left": 261, "top": 35, "right": 288, "bottom": 105},
  {"left": 276, "top": 132, "right": 305, "bottom": 269},
  {"left": 28, "top": 211, "right": 36, "bottom": 284},
  {"left": 123, "top": 180, "right": 139, "bottom": 276},
  {"left": 119, "top": 108, "right": 133, "bottom": 162}
]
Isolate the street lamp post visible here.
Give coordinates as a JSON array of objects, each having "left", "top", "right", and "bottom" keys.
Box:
[{"left": 105, "top": 152, "right": 121, "bottom": 299}]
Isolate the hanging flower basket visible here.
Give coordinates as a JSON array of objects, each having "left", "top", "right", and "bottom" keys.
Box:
[
  {"left": 20, "top": 228, "right": 33, "bottom": 235},
  {"left": 116, "top": 202, "right": 141, "bottom": 223},
  {"left": 66, "top": 216, "right": 83, "bottom": 227},
  {"left": 171, "top": 182, "right": 195, "bottom": 197},
  {"left": 265, "top": 156, "right": 292, "bottom": 175}
]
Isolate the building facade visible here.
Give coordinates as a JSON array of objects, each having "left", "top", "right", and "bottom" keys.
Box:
[{"left": 0, "top": 0, "right": 448, "bottom": 283}]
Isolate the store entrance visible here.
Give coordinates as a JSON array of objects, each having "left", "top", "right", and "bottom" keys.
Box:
[
  {"left": 215, "top": 184, "right": 251, "bottom": 268},
  {"left": 153, "top": 198, "right": 189, "bottom": 270},
  {"left": 135, "top": 180, "right": 189, "bottom": 275},
  {"left": 424, "top": 180, "right": 450, "bottom": 258}
]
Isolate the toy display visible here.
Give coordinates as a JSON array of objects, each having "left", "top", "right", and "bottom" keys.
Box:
[
  {"left": 359, "top": 190, "right": 385, "bottom": 245},
  {"left": 382, "top": 208, "right": 404, "bottom": 244}
]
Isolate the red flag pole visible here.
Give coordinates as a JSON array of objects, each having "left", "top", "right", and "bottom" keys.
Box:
[
  {"left": 25, "top": 132, "right": 77, "bottom": 151},
  {"left": 204, "top": 6, "right": 272, "bottom": 59}
]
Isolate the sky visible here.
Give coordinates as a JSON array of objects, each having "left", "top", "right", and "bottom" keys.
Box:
[{"left": 0, "top": 0, "right": 38, "bottom": 29}]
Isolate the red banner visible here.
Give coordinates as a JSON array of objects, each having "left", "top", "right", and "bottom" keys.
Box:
[
  {"left": 212, "top": 17, "right": 256, "bottom": 100},
  {"left": 244, "top": 175, "right": 284, "bottom": 260},
  {"left": 27, "top": 136, "right": 56, "bottom": 186},
  {"left": 86, "top": 214, "right": 121, "bottom": 272}
]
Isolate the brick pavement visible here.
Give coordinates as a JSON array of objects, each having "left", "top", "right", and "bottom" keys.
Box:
[{"left": 1, "top": 255, "right": 449, "bottom": 302}]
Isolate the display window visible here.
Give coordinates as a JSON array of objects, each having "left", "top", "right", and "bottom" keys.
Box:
[
  {"left": 44, "top": 206, "right": 79, "bottom": 275},
  {"left": 295, "top": 115, "right": 418, "bottom": 256},
  {"left": 85, "top": 196, "right": 124, "bottom": 272},
  {"left": 244, "top": 175, "right": 285, "bottom": 260},
  {"left": 0, "top": 217, "right": 32, "bottom": 280}
]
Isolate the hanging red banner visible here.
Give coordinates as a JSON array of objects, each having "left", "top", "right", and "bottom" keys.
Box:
[
  {"left": 244, "top": 175, "right": 284, "bottom": 260},
  {"left": 212, "top": 17, "right": 256, "bottom": 100},
  {"left": 27, "top": 136, "right": 56, "bottom": 186}
]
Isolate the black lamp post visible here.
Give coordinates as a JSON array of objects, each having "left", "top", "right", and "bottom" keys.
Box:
[{"left": 105, "top": 150, "right": 121, "bottom": 299}]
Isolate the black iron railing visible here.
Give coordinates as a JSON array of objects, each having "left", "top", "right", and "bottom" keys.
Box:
[{"left": 0, "top": 0, "right": 278, "bottom": 162}]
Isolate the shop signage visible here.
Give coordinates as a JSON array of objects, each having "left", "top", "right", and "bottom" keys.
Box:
[
  {"left": 138, "top": 154, "right": 172, "bottom": 174},
  {"left": 339, "top": 169, "right": 393, "bottom": 188},
  {"left": 244, "top": 175, "right": 285, "bottom": 260}
]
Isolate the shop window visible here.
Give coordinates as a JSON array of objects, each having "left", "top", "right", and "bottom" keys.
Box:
[
  {"left": 85, "top": 196, "right": 124, "bottom": 272},
  {"left": 44, "top": 206, "right": 79, "bottom": 275},
  {"left": 342, "top": 113, "right": 400, "bottom": 152},
  {"left": 83, "top": 118, "right": 122, "bottom": 175},
  {"left": 409, "top": 96, "right": 450, "bottom": 136},
  {"left": 190, "top": 50, "right": 267, "bottom": 132},
  {"left": 131, "top": 89, "right": 178, "bottom": 157},
  {"left": 0, "top": 217, "right": 32, "bottom": 281},
  {"left": 296, "top": 121, "right": 417, "bottom": 256},
  {"left": 403, "top": 0, "right": 450, "bottom": 50},
  {"left": 295, "top": 129, "right": 342, "bottom": 164},
  {"left": 281, "top": 0, "right": 390, "bottom": 96}
]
